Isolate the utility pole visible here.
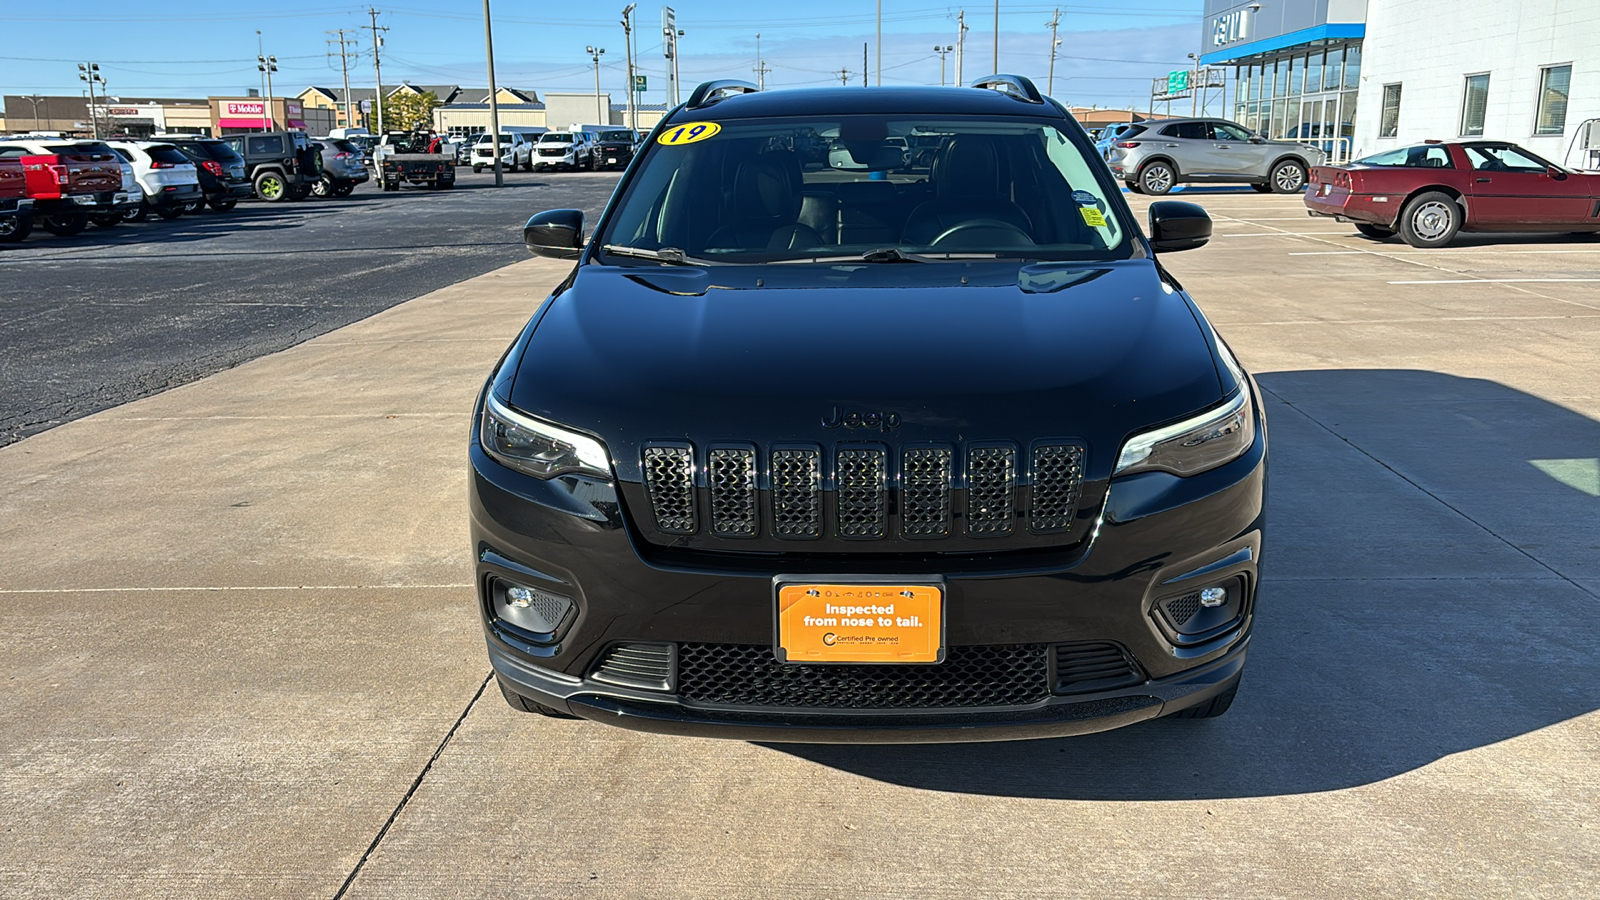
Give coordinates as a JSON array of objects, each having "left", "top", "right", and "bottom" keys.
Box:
[
  {"left": 862, "top": 44, "right": 868, "bottom": 87},
  {"left": 934, "top": 46, "right": 953, "bottom": 86},
  {"left": 837, "top": 68, "right": 852, "bottom": 86},
  {"left": 586, "top": 46, "right": 606, "bottom": 123},
  {"left": 753, "top": 33, "right": 769, "bottom": 91},
  {"left": 621, "top": 5, "right": 637, "bottom": 130},
  {"left": 483, "top": 0, "right": 503, "bottom": 186},
  {"left": 662, "top": 7, "right": 681, "bottom": 107},
  {"left": 1045, "top": 8, "right": 1061, "bottom": 96},
  {"left": 365, "top": 8, "right": 389, "bottom": 133},
  {"left": 1188, "top": 52, "right": 1200, "bottom": 116},
  {"left": 255, "top": 36, "right": 278, "bottom": 130},
  {"left": 77, "top": 63, "right": 104, "bottom": 138},
  {"left": 326, "top": 29, "right": 359, "bottom": 130},
  {"left": 876, "top": 1, "right": 881, "bottom": 86},
  {"left": 992, "top": 0, "right": 999, "bottom": 74},
  {"left": 955, "top": 10, "right": 968, "bottom": 85}
]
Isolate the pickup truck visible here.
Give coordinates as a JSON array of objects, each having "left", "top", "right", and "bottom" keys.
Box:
[
  {"left": 0, "top": 156, "right": 33, "bottom": 242},
  {"left": 373, "top": 132, "right": 456, "bottom": 191},
  {"left": 0, "top": 139, "right": 126, "bottom": 235},
  {"left": 219, "top": 130, "right": 322, "bottom": 202}
]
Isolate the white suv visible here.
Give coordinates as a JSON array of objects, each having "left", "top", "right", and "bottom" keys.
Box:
[
  {"left": 531, "top": 132, "right": 594, "bottom": 171},
  {"left": 105, "top": 140, "right": 203, "bottom": 220},
  {"left": 471, "top": 133, "right": 534, "bottom": 173}
]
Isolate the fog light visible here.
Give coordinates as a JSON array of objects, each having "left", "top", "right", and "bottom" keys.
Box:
[
  {"left": 1199, "top": 586, "right": 1227, "bottom": 608},
  {"left": 492, "top": 579, "right": 574, "bottom": 639},
  {"left": 506, "top": 586, "right": 535, "bottom": 608}
]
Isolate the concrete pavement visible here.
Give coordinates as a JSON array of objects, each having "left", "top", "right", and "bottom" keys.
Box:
[{"left": 1, "top": 191, "right": 1597, "bottom": 897}]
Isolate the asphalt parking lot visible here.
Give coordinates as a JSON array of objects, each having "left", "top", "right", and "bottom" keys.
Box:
[
  {"left": 2, "top": 187, "right": 1597, "bottom": 897},
  {"left": 0, "top": 168, "right": 621, "bottom": 446}
]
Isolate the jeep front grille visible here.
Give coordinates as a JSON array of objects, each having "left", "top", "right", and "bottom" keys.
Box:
[{"left": 638, "top": 440, "right": 1085, "bottom": 543}]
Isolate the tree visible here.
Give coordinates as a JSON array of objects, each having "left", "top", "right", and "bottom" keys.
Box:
[{"left": 375, "top": 90, "right": 440, "bottom": 131}]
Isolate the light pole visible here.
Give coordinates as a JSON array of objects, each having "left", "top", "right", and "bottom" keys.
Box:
[
  {"left": 77, "top": 63, "right": 105, "bottom": 138},
  {"left": 1046, "top": 8, "right": 1062, "bottom": 96},
  {"left": 22, "top": 94, "right": 46, "bottom": 131},
  {"left": 484, "top": 0, "right": 503, "bottom": 186},
  {"left": 256, "top": 32, "right": 278, "bottom": 130},
  {"left": 955, "top": 10, "right": 968, "bottom": 85},
  {"left": 621, "top": 5, "right": 637, "bottom": 130},
  {"left": 753, "top": 33, "right": 769, "bottom": 91},
  {"left": 934, "top": 46, "right": 953, "bottom": 86},
  {"left": 876, "top": 1, "right": 881, "bottom": 86},
  {"left": 992, "top": 0, "right": 999, "bottom": 75},
  {"left": 586, "top": 46, "right": 607, "bottom": 123},
  {"left": 1187, "top": 51, "right": 1200, "bottom": 116}
]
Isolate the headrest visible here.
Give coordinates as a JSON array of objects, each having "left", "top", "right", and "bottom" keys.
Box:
[
  {"left": 732, "top": 154, "right": 800, "bottom": 220},
  {"left": 933, "top": 135, "right": 1004, "bottom": 200}
]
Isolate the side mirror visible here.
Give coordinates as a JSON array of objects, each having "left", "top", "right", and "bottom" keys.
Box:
[
  {"left": 1148, "top": 200, "right": 1212, "bottom": 253},
  {"left": 1249, "top": 136, "right": 1267, "bottom": 144},
  {"left": 524, "top": 209, "right": 584, "bottom": 259},
  {"left": 1546, "top": 165, "right": 1567, "bottom": 180}
]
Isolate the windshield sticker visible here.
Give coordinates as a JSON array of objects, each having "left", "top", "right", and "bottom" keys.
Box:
[
  {"left": 1071, "top": 190, "right": 1098, "bottom": 206},
  {"left": 657, "top": 122, "right": 722, "bottom": 145},
  {"left": 1080, "top": 207, "right": 1107, "bottom": 227}
]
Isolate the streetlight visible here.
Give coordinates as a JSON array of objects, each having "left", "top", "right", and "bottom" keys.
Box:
[
  {"left": 621, "top": 5, "right": 637, "bottom": 130},
  {"left": 257, "top": 31, "right": 278, "bottom": 131},
  {"left": 586, "top": 46, "right": 607, "bottom": 124},
  {"left": 934, "top": 46, "right": 954, "bottom": 86},
  {"left": 77, "top": 63, "right": 105, "bottom": 138}
]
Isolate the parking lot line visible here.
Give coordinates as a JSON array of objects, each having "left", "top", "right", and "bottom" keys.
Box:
[
  {"left": 0, "top": 584, "right": 472, "bottom": 594},
  {"left": 1388, "top": 278, "right": 1600, "bottom": 285},
  {"left": 1223, "top": 231, "right": 1353, "bottom": 237}
]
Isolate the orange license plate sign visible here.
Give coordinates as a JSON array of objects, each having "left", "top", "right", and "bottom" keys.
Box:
[{"left": 775, "top": 582, "right": 944, "bottom": 664}]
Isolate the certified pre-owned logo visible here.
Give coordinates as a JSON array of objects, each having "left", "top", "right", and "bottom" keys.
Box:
[{"left": 822, "top": 407, "right": 902, "bottom": 431}]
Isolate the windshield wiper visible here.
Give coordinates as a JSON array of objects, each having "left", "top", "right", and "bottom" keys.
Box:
[
  {"left": 600, "top": 245, "right": 710, "bottom": 266},
  {"left": 773, "top": 248, "right": 1013, "bottom": 265}
]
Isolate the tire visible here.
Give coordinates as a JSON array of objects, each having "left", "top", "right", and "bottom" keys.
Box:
[
  {"left": 122, "top": 202, "right": 149, "bottom": 223},
  {"left": 154, "top": 204, "right": 184, "bottom": 221},
  {"left": 91, "top": 212, "right": 123, "bottom": 228},
  {"left": 1397, "top": 191, "right": 1462, "bottom": 249},
  {"left": 333, "top": 184, "right": 354, "bottom": 197},
  {"left": 1251, "top": 183, "right": 1274, "bottom": 193},
  {"left": 286, "top": 184, "right": 312, "bottom": 201},
  {"left": 209, "top": 199, "right": 237, "bottom": 212},
  {"left": 0, "top": 213, "right": 32, "bottom": 243},
  {"left": 182, "top": 201, "right": 203, "bottom": 213},
  {"left": 254, "top": 171, "right": 287, "bottom": 202},
  {"left": 41, "top": 212, "right": 89, "bottom": 236},
  {"left": 310, "top": 176, "right": 332, "bottom": 198},
  {"left": 587, "top": 153, "right": 597, "bottom": 172},
  {"left": 1124, "top": 180, "right": 1142, "bottom": 194},
  {"left": 1139, "top": 161, "right": 1176, "bottom": 195},
  {"left": 1355, "top": 223, "right": 1395, "bottom": 240},
  {"left": 1167, "top": 675, "right": 1240, "bottom": 719},
  {"left": 497, "top": 676, "right": 579, "bottom": 718},
  {"left": 1269, "top": 159, "right": 1307, "bottom": 194},
  {"left": 473, "top": 165, "right": 483, "bottom": 174}
]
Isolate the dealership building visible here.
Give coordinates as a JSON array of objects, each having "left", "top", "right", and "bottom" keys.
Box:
[{"left": 1201, "top": 0, "right": 1599, "bottom": 166}]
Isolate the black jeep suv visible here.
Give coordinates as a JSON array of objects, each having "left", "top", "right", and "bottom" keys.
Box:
[
  {"left": 219, "top": 130, "right": 321, "bottom": 202},
  {"left": 472, "top": 77, "right": 1265, "bottom": 743}
]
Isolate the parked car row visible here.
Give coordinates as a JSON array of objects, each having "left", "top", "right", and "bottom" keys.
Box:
[{"left": 1103, "top": 116, "right": 1328, "bottom": 194}]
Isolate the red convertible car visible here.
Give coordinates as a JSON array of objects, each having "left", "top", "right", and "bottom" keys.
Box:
[{"left": 1305, "top": 140, "right": 1600, "bottom": 248}]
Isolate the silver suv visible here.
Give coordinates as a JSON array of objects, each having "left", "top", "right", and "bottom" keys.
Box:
[{"left": 1106, "top": 117, "right": 1325, "bottom": 195}]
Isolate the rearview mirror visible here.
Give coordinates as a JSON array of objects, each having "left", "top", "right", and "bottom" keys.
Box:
[
  {"left": 524, "top": 209, "right": 584, "bottom": 259},
  {"left": 1148, "top": 200, "right": 1212, "bottom": 253}
]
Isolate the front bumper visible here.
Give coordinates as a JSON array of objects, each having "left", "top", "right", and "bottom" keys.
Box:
[
  {"left": 471, "top": 386, "right": 1267, "bottom": 743},
  {"left": 0, "top": 197, "right": 31, "bottom": 215}
]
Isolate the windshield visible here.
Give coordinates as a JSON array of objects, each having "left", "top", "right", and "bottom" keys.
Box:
[
  {"left": 1355, "top": 145, "right": 1455, "bottom": 168},
  {"left": 599, "top": 131, "right": 635, "bottom": 142},
  {"left": 599, "top": 114, "right": 1129, "bottom": 264},
  {"left": 540, "top": 134, "right": 575, "bottom": 144}
]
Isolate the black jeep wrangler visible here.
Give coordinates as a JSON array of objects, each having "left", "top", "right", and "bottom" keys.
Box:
[{"left": 220, "top": 131, "right": 322, "bottom": 202}]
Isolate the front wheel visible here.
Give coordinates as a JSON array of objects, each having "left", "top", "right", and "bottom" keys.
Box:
[
  {"left": 286, "top": 184, "right": 312, "bottom": 201},
  {"left": 122, "top": 202, "right": 149, "bottom": 223},
  {"left": 1251, "top": 183, "right": 1274, "bottom": 194},
  {"left": 310, "top": 177, "right": 333, "bottom": 198},
  {"left": 255, "top": 172, "right": 287, "bottom": 202},
  {"left": 154, "top": 204, "right": 184, "bottom": 221},
  {"left": 41, "top": 212, "right": 90, "bottom": 236},
  {"left": 1123, "top": 180, "right": 1143, "bottom": 195},
  {"left": 333, "top": 183, "right": 354, "bottom": 197},
  {"left": 0, "top": 213, "right": 32, "bottom": 243},
  {"left": 1139, "top": 162, "right": 1176, "bottom": 195},
  {"left": 209, "top": 199, "right": 237, "bottom": 212},
  {"left": 1270, "top": 159, "right": 1307, "bottom": 194},
  {"left": 91, "top": 212, "right": 123, "bottom": 228},
  {"left": 1397, "top": 191, "right": 1462, "bottom": 248},
  {"left": 472, "top": 165, "right": 483, "bottom": 174},
  {"left": 1355, "top": 223, "right": 1395, "bottom": 240}
]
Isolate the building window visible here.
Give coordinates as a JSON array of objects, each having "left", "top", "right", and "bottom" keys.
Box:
[
  {"left": 1460, "top": 73, "right": 1491, "bottom": 137},
  {"left": 1380, "top": 84, "right": 1402, "bottom": 137},
  {"left": 1305, "top": 50, "right": 1323, "bottom": 94},
  {"left": 1535, "top": 65, "right": 1571, "bottom": 136},
  {"left": 1342, "top": 43, "right": 1361, "bottom": 90}
]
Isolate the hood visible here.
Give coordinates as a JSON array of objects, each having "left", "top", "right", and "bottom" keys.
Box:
[{"left": 506, "top": 258, "right": 1226, "bottom": 485}]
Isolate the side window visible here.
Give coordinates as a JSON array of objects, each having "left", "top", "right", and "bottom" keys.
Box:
[
  {"left": 1465, "top": 145, "right": 1549, "bottom": 172},
  {"left": 1213, "top": 123, "right": 1252, "bottom": 141},
  {"left": 0, "top": 145, "right": 27, "bottom": 158},
  {"left": 1164, "top": 122, "right": 1208, "bottom": 140},
  {"left": 1158, "top": 123, "right": 1183, "bottom": 138},
  {"left": 246, "top": 136, "right": 281, "bottom": 156}
]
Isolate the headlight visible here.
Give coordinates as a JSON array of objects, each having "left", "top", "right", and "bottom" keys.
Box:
[
  {"left": 479, "top": 392, "right": 611, "bottom": 480},
  {"left": 1114, "top": 390, "right": 1256, "bottom": 477}
]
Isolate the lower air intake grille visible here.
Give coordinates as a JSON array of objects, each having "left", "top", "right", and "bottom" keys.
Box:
[
  {"left": 1053, "top": 642, "right": 1145, "bottom": 695},
  {"left": 1161, "top": 591, "right": 1202, "bottom": 627},
  {"left": 676, "top": 643, "right": 1051, "bottom": 709},
  {"left": 1030, "top": 443, "right": 1085, "bottom": 533},
  {"left": 591, "top": 642, "right": 676, "bottom": 692},
  {"left": 642, "top": 444, "right": 696, "bottom": 534}
]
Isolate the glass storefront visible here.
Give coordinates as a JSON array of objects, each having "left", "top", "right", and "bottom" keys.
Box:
[{"left": 1232, "top": 41, "right": 1362, "bottom": 160}]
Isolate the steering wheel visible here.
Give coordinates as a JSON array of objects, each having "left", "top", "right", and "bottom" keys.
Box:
[{"left": 929, "top": 219, "right": 1034, "bottom": 249}]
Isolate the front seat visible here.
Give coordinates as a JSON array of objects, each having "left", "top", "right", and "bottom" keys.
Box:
[
  {"left": 902, "top": 135, "right": 1033, "bottom": 246},
  {"left": 706, "top": 153, "right": 822, "bottom": 252}
]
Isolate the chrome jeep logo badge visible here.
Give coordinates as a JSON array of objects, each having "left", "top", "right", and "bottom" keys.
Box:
[{"left": 822, "top": 407, "right": 902, "bottom": 431}]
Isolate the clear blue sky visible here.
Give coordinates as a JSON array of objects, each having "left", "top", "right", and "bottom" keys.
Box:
[{"left": 1, "top": 2, "right": 1202, "bottom": 111}]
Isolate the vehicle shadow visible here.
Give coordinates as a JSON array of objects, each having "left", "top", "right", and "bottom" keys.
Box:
[
  {"left": 768, "top": 369, "right": 1600, "bottom": 798},
  {"left": 1358, "top": 231, "right": 1600, "bottom": 248}
]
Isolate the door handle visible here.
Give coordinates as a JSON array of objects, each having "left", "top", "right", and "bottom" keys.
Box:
[
  {"left": 1164, "top": 143, "right": 1179, "bottom": 148},
  {"left": 1215, "top": 144, "right": 1231, "bottom": 149},
  {"left": 1475, "top": 177, "right": 1492, "bottom": 183}
]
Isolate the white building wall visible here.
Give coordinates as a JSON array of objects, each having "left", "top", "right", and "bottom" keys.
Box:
[{"left": 1355, "top": 0, "right": 1600, "bottom": 165}]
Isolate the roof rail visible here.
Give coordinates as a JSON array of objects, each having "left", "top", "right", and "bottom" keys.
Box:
[
  {"left": 686, "top": 79, "right": 760, "bottom": 110},
  {"left": 971, "top": 74, "right": 1044, "bottom": 104}
]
